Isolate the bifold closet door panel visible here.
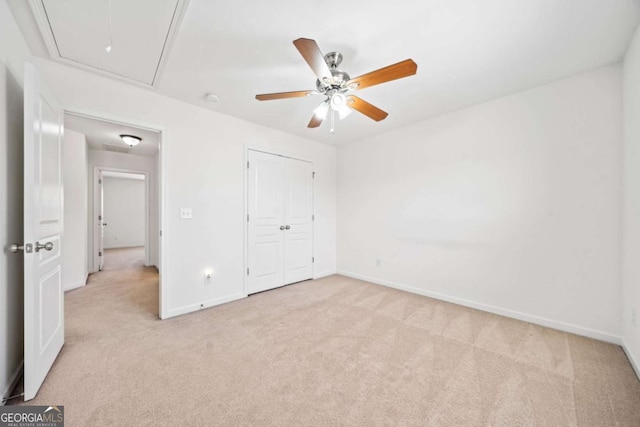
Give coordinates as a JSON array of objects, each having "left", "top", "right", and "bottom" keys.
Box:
[
  {"left": 283, "top": 157, "right": 313, "bottom": 285},
  {"left": 247, "top": 150, "right": 286, "bottom": 294}
]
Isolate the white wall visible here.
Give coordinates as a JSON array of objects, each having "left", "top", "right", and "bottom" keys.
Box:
[
  {"left": 0, "top": 0, "right": 29, "bottom": 402},
  {"left": 623, "top": 26, "right": 640, "bottom": 375},
  {"left": 40, "top": 61, "right": 338, "bottom": 319},
  {"left": 88, "top": 150, "right": 158, "bottom": 269},
  {"left": 103, "top": 176, "right": 145, "bottom": 249},
  {"left": 0, "top": 52, "right": 24, "bottom": 404},
  {"left": 338, "top": 65, "right": 623, "bottom": 342},
  {"left": 62, "top": 129, "right": 88, "bottom": 290}
]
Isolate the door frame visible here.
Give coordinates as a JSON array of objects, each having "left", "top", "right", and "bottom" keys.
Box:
[
  {"left": 64, "top": 109, "right": 167, "bottom": 319},
  {"left": 92, "top": 166, "right": 150, "bottom": 269},
  {"left": 243, "top": 145, "right": 316, "bottom": 296}
]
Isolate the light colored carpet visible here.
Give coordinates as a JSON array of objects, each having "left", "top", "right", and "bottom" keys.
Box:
[
  {"left": 11, "top": 253, "right": 640, "bottom": 425},
  {"left": 103, "top": 246, "right": 145, "bottom": 271}
]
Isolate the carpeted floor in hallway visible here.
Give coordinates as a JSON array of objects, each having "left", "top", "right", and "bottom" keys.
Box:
[{"left": 11, "top": 259, "right": 640, "bottom": 425}]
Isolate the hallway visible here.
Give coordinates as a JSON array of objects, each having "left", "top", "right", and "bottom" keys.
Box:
[
  {"left": 77, "top": 246, "right": 159, "bottom": 323},
  {"left": 103, "top": 246, "right": 146, "bottom": 271}
]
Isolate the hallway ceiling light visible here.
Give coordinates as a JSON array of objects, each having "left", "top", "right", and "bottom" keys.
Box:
[{"left": 119, "top": 134, "right": 142, "bottom": 147}]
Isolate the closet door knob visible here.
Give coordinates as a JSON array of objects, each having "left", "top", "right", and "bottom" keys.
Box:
[
  {"left": 285, "top": 225, "right": 290, "bottom": 230},
  {"left": 280, "top": 225, "right": 285, "bottom": 230}
]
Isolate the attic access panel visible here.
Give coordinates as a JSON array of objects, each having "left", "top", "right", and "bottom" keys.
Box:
[{"left": 31, "top": 0, "right": 189, "bottom": 87}]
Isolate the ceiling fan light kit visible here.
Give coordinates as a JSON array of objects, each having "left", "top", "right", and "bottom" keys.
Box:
[{"left": 256, "top": 38, "right": 417, "bottom": 133}]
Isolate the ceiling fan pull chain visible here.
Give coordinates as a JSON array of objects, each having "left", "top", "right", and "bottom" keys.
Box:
[
  {"left": 105, "top": 0, "right": 113, "bottom": 53},
  {"left": 330, "top": 108, "right": 335, "bottom": 134}
]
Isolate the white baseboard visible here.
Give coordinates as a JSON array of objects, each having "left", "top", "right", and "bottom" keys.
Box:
[
  {"left": 2, "top": 361, "right": 23, "bottom": 406},
  {"left": 162, "top": 293, "right": 247, "bottom": 319},
  {"left": 64, "top": 274, "right": 88, "bottom": 292},
  {"left": 103, "top": 244, "right": 145, "bottom": 250},
  {"left": 622, "top": 341, "right": 640, "bottom": 380},
  {"left": 313, "top": 270, "right": 336, "bottom": 280},
  {"left": 337, "top": 270, "right": 622, "bottom": 345}
]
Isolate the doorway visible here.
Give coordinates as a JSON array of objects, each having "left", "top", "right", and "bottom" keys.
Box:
[
  {"left": 94, "top": 168, "right": 150, "bottom": 272},
  {"left": 63, "top": 111, "right": 165, "bottom": 317}
]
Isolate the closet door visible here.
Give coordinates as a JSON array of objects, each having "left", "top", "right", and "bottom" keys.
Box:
[
  {"left": 247, "top": 151, "right": 285, "bottom": 294},
  {"left": 283, "top": 158, "right": 313, "bottom": 285}
]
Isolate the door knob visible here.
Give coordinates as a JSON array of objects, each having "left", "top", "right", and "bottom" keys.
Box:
[
  {"left": 285, "top": 225, "right": 290, "bottom": 230},
  {"left": 11, "top": 243, "right": 33, "bottom": 253},
  {"left": 280, "top": 225, "right": 285, "bottom": 230},
  {"left": 10, "top": 244, "right": 24, "bottom": 253},
  {"left": 35, "top": 241, "right": 54, "bottom": 252}
]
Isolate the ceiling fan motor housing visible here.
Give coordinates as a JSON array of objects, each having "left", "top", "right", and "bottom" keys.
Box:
[
  {"left": 316, "top": 70, "right": 351, "bottom": 92},
  {"left": 316, "top": 52, "right": 351, "bottom": 93}
]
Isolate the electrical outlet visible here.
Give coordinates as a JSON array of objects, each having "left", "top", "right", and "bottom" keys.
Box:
[
  {"left": 180, "top": 208, "right": 192, "bottom": 219},
  {"left": 376, "top": 258, "right": 382, "bottom": 267},
  {"left": 632, "top": 308, "right": 637, "bottom": 327},
  {"left": 204, "top": 271, "right": 214, "bottom": 284}
]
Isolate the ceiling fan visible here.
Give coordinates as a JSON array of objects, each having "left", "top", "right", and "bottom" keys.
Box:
[{"left": 256, "top": 38, "right": 418, "bottom": 133}]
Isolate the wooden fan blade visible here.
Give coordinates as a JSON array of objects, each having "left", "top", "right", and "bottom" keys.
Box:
[
  {"left": 308, "top": 114, "right": 324, "bottom": 128},
  {"left": 256, "top": 90, "right": 316, "bottom": 101},
  {"left": 347, "top": 96, "right": 389, "bottom": 121},
  {"left": 293, "top": 38, "right": 333, "bottom": 81},
  {"left": 308, "top": 101, "right": 329, "bottom": 128},
  {"left": 347, "top": 59, "right": 417, "bottom": 91}
]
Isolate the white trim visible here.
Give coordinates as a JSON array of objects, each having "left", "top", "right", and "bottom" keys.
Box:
[
  {"left": 152, "top": 0, "right": 191, "bottom": 87},
  {"left": 163, "top": 293, "right": 247, "bottom": 319},
  {"left": 337, "top": 270, "right": 622, "bottom": 345},
  {"left": 622, "top": 342, "right": 640, "bottom": 380},
  {"left": 158, "top": 130, "right": 167, "bottom": 319},
  {"left": 93, "top": 166, "right": 150, "bottom": 270},
  {"left": 103, "top": 244, "right": 146, "bottom": 250},
  {"left": 243, "top": 145, "right": 315, "bottom": 297},
  {"left": 66, "top": 110, "right": 163, "bottom": 134},
  {"left": 64, "top": 274, "right": 88, "bottom": 292},
  {"left": 2, "top": 361, "right": 23, "bottom": 406},
  {"left": 28, "top": 0, "right": 190, "bottom": 89},
  {"left": 313, "top": 271, "right": 336, "bottom": 280},
  {"left": 243, "top": 147, "right": 248, "bottom": 296}
]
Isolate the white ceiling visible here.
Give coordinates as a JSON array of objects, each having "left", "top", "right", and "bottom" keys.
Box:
[
  {"left": 65, "top": 113, "right": 160, "bottom": 157},
  {"left": 10, "top": 0, "right": 640, "bottom": 145}
]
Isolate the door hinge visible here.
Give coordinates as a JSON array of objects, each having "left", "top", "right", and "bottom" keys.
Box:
[
  {"left": 247, "top": 268, "right": 250, "bottom": 275},
  {"left": 99, "top": 178, "right": 102, "bottom": 184},
  {"left": 312, "top": 257, "right": 315, "bottom": 263},
  {"left": 160, "top": 230, "right": 162, "bottom": 237},
  {"left": 247, "top": 161, "right": 250, "bottom": 169},
  {"left": 99, "top": 251, "right": 102, "bottom": 257},
  {"left": 247, "top": 214, "right": 249, "bottom": 222},
  {"left": 312, "top": 214, "right": 315, "bottom": 221},
  {"left": 312, "top": 171, "right": 315, "bottom": 179}
]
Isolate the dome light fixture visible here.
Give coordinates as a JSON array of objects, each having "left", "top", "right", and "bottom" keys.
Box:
[{"left": 120, "top": 134, "right": 142, "bottom": 147}]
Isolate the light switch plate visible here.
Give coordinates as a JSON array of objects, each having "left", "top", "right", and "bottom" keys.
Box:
[{"left": 180, "top": 208, "right": 192, "bottom": 219}]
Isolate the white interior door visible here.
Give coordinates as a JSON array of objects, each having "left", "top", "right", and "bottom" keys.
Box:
[
  {"left": 283, "top": 158, "right": 313, "bottom": 285},
  {"left": 247, "top": 150, "right": 285, "bottom": 294},
  {"left": 23, "top": 63, "right": 64, "bottom": 401}
]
